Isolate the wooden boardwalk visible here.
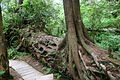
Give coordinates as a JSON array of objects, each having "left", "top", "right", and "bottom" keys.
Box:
[{"left": 9, "top": 60, "right": 53, "bottom": 80}]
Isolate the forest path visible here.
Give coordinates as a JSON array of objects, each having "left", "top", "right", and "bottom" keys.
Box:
[{"left": 9, "top": 60, "right": 53, "bottom": 80}]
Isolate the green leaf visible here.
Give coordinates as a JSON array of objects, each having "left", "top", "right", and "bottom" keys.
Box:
[
  {"left": 54, "top": 73, "right": 62, "bottom": 79},
  {"left": 0, "top": 0, "right": 2, "bottom": 3},
  {"left": 0, "top": 71, "right": 5, "bottom": 75}
]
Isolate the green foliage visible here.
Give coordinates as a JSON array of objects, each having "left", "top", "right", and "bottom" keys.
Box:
[
  {"left": 8, "top": 48, "right": 29, "bottom": 59},
  {"left": 81, "top": 1, "right": 120, "bottom": 53},
  {"left": 2, "top": 0, "right": 65, "bottom": 48},
  {"left": 81, "top": 1, "right": 120, "bottom": 29},
  {"left": 1, "top": 0, "right": 120, "bottom": 57},
  {"left": 54, "top": 73, "right": 62, "bottom": 79},
  {"left": 2, "top": 0, "right": 65, "bottom": 36},
  {"left": 0, "top": 71, "right": 14, "bottom": 80},
  {"left": 45, "top": 3, "right": 66, "bottom": 37},
  {"left": 1, "top": 0, "right": 120, "bottom": 79},
  {"left": 0, "top": 71, "right": 5, "bottom": 75},
  {"left": 21, "top": 0, "right": 53, "bottom": 27},
  {"left": 42, "top": 67, "right": 52, "bottom": 74},
  {"left": 95, "top": 33, "right": 120, "bottom": 53},
  {"left": 42, "top": 67, "right": 62, "bottom": 79}
]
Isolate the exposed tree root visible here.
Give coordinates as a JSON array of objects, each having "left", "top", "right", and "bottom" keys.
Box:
[
  {"left": 61, "top": 0, "right": 120, "bottom": 79},
  {"left": 58, "top": 35, "right": 120, "bottom": 79},
  {"left": 18, "top": 30, "right": 120, "bottom": 80}
]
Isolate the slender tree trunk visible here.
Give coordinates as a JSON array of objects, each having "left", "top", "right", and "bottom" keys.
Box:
[
  {"left": 61, "top": 0, "right": 120, "bottom": 80},
  {"left": 0, "top": 5, "right": 9, "bottom": 80},
  {"left": 18, "top": 0, "right": 23, "bottom": 5}
]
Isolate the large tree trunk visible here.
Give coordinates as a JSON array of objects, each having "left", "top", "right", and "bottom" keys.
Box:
[
  {"left": 60, "top": 0, "right": 120, "bottom": 80},
  {"left": 0, "top": 5, "right": 9, "bottom": 80}
]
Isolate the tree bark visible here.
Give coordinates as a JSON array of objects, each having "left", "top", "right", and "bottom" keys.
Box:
[
  {"left": 0, "top": 5, "right": 9, "bottom": 80},
  {"left": 18, "top": 0, "right": 23, "bottom": 5},
  {"left": 61, "top": 0, "right": 120, "bottom": 80}
]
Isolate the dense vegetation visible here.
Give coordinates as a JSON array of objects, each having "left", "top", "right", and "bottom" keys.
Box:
[
  {"left": 0, "top": 0, "right": 120, "bottom": 79},
  {"left": 81, "top": 1, "right": 120, "bottom": 53},
  {"left": 1, "top": 0, "right": 119, "bottom": 54}
]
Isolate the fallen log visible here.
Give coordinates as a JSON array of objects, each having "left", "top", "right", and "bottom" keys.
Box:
[{"left": 88, "top": 28, "right": 120, "bottom": 33}]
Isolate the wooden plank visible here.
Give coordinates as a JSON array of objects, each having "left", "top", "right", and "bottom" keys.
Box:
[
  {"left": 39, "top": 74, "right": 53, "bottom": 80},
  {"left": 9, "top": 60, "right": 53, "bottom": 80}
]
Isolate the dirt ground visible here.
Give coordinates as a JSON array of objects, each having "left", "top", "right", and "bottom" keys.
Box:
[{"left": 10, "top": 67, "right": 23, "bottom": 80}]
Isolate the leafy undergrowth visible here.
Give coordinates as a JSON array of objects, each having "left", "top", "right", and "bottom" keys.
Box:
[
  {"left": 0, "top": 70, "right": 14, "bottom": 80},
  {"left": 95, "top": 32, "right": 120, "bottom": 53},
  {"left": 0, "top": 71, "right": 5, "bottom": 75},
  {"left": 42, "top": 67, "right": 62, "bottom": 79},
  {"left": 8, "top": 48, "right": 30, "bottom": 59}
]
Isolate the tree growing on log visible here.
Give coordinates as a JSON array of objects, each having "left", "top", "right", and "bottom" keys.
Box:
[
  {"left": 58, "top": 0, "right": 120, "bottom": 80},
  {"left": 0, "top": 3, "right": 9, "bottom": 80}
]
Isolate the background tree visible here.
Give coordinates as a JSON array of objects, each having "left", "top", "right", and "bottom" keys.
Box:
[
  {"left": 0, "top": 3, "right": 9, "bottom": 80},
  {"left": 18, "top": 0, "right": 23, "bottom": 5},
  {"left": 58, "top": 0, "right": 120, "bottom": 79}
]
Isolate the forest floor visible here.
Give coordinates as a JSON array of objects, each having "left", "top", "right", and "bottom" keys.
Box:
[
  {"left": 10, "top": 67, "right": 23, "bottom": 80},
  {"left": 10, "top": 55, "right": 57, "bottom": 80}
]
